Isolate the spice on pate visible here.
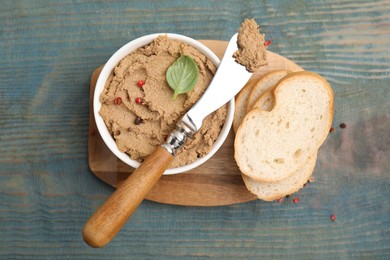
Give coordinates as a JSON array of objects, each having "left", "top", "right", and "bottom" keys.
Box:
[
  {"left": 233, "top": 18, "right": 268, "bottom": 72},
  {"left": 99, "top": 35, "right": 227, "bottom": 168}
]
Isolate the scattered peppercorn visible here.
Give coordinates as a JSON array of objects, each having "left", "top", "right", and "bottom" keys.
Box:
[
  {"left": 340, "top": 123, "right": 347, "bottom": 129},
  {"left": 303, "top": 182, "right": 307, "bottom": 187},
  {"left": 134, "top": 117, "right": 143, "bottom": 125},
  {"left": 293, "top": 197, "right": 299, "bottom": 204},
  {"left": 115, "top": 130, "right": 121, "bottom": 136},
  {"left": 114, "top": 97, "right": 122, "bottom": 105},
  {"left": 285, "top": 195, "right": 290, "bottom": 198},
  {"left": 137, "top": 80, "right": 145, "bottom": 88},
  {"left": 329, "top": 127, "right": 335, "bottom": 133},
  {"left": 264, "top": 39, "right": 271, "bottom": 47},
  {"left": 330, "top": 214, "right": 336, "bottom": 222},
  {"left": 135, "top": 97, "right": 142, "bottom": 104}
]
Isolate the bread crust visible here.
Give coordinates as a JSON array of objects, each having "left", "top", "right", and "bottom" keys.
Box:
[
  {"left": 233, "top": 79, "right": 258, "bottom": 132},
  {"left": 246, "top": 70, "right": 291, "bottom": 113},
  {"left": 242, "top": 153, "right": 317, "bottom": 201},
  {"left": 252, "top": 89, "right": 276, "bottom": 111}
]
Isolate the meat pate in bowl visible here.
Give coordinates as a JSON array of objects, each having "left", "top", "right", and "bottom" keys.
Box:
[{"left": 94, "top": 33, "right": 234, "bottom": 175}]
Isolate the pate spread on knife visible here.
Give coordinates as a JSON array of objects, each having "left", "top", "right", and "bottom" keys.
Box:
[{"left": 233, "top": 18, "right": 268, "bottom": 72}]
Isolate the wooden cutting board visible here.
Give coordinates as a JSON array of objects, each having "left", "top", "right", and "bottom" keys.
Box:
[{"left": 88, "top": 40, "right": 303, "bottom": 206}]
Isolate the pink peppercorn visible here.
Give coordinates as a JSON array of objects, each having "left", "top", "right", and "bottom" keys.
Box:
[{"left": 137, "top": 80, "right": 145, "bottom": 88}]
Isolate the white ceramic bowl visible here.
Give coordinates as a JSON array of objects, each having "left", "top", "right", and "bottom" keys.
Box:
[{"left": 94, "top": 33, "right": 234, "bottom": 175}]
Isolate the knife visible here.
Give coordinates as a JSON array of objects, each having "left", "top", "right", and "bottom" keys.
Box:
[{"left": 82, "top": 33, "right": 252, "bottom": 248}]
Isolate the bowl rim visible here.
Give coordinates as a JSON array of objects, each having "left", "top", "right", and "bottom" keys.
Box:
[{"left": 93, "top": 33, "right": 234, "bottom": 175}]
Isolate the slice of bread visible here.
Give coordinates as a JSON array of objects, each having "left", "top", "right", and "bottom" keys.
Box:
[
  {"left": 233, "top": 79, "right": 258, "bottom": 133},
  {"left": 246, "top": 70, "right": 291, "bottom": 113},
  {"left": 242, "top": 153, "right": 317, "bottom": 201},
  {"left": 234, "top": 71, "right": 334, "bottom": 182}
]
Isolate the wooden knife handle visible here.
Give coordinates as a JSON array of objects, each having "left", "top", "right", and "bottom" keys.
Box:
[{"left": 82, "top": 146, "right": 174, "bottom": 248}]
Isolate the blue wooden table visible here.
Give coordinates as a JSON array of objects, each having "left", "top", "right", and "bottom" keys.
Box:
[{"left": 1, "top": 0, "right": 389, "bottom": 258}]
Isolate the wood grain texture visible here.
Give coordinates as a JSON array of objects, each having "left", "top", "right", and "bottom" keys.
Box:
[
  {"left": 1, "top": 0, "right": 389, "bottom": 258},
  {"left": 89, "top": 40, "right": 302, "bottom": 207}
]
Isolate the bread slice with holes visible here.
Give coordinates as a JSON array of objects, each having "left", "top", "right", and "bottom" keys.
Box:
[
  {"left": 234, "top": 71, "right": 334, "bottom": 182},
  {"left": 240, "top": 75, "right": 316, "bottom": 200},
  {"left": 246, "top": 70, "right": 291, "bottom": 113},
  {"left": 242, "top": 153, "right": 317, "bottom": 201}
]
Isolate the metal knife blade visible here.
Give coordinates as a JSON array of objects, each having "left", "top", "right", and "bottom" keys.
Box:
[{"left": 182, "top": 33, "right": 253, "bottom": 132}]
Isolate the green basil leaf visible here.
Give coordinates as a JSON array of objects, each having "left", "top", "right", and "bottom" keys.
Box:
[{"left": 166, "top": 55, "right": 199, "bottom": 100}]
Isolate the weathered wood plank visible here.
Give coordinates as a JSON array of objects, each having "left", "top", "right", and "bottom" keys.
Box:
[{"left": 0, "top": 0, "right": 389, "bottom": 258}]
